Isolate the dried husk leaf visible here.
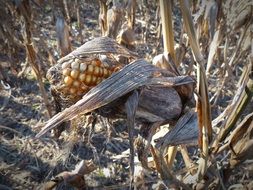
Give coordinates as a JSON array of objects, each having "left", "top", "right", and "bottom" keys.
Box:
[
  {"left": 154, "top": 110, "right": 198, "bottom": 149},
  {"left": 206, "top": 29, "right": 222, "bottom": 75},
  {"left": 58, "top": 37, "right": 138, "bottom": 64},
  {"left": 43, "top": 160, "right": 96, "bottom": 190},
  {"left": 228, "top": 112, "right": 253, "bottom": 168}
]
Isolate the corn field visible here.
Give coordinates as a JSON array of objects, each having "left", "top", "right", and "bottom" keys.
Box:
[{"left": 0, "top": 0, "right": 252, "bottom": 189}]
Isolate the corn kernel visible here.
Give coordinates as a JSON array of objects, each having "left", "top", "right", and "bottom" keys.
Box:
[
  {"left": 70, "top": 70, "right": 79, "bottom": 79},
  {"left": 69, "top": 87, "right": 77, "bottom": 94},
  {"left": 85, "top": 74, "right": 92, "bottom": 85},
  {"left": 64, "top": 76, "right": 73, "bottom": 86},
  {"left": 71, "top": 61, "right": 80, "bottom": 70},
  {"left": 91, "top": 75, "right": 97, "bottom": 85},
  {"left": 91, "top": 59, "right": 101, "bottom": 67},
  {"left": 79, "top": 73, "right": 86, "bottom": 81},
  {"left": 62, "top": 68, "right": 71, "bottom": 76},
  {"left": 81, "top": 85, "right": 89, "bottom": 91},
  {"left": 99, "top": 67, "right": 103, "bottom": 77},
  {"left": 62, "top": 60, "right": 71, "bottom": 69},
  {"left": 94, "top": 66, "right": 100, "bottom": 76},
  {"left": 73, "top": 80, "right": 80, "bottom": 87},
  {"left": 80, "top": 63, "right": 87, "bottom": 72},
  {"left": 87, "top": 64, "right": 94, "bottom": 74},
  {"left": 91, "top": 60, "right": 97, "bottom": 66},
  {"left": 95, "top": 60, "right": 101, "bottom": 67},
  {"left": 103, "top": 68, "right": 109, "bottom": 77},
  {"left": 113, "top": 67, "right": 120, "bottom": 72},
  {"left": 96, "top": 77, "right": 102, "bottom": 85}
]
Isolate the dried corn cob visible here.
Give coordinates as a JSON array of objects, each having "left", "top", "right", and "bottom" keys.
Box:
[
  {"left": 46, "top": 37, "right": 138, "bottom": 109},
  {"left": 60, "top": 58, "right": 114, "bottom": 97}
]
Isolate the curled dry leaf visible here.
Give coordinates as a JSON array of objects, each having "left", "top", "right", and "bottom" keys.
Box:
[
  {"left": 154, "top": 110, "right": 198, "bottom": 149},
  {"left": 228, "top": 112, "right": 253, "bottom": 168},
  {"left": 43, "top": 160, "right": 97, "bottom": 190},
  {"left": 116, "top": 23, "right": 136, "bottom": 50}
]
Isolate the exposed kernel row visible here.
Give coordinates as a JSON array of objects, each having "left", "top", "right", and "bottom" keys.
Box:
[{"left": 61, "top": 58, "right": 113, "bottom": 95}]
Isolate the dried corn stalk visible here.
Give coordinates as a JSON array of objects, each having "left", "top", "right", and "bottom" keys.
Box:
[
  {"left": 56, "top": 16, "right": 72, "bottom": 57},
  {"left": 179, "top": 0, "right": 212, "bottom": 180},
  {"left": 99, "top": 0, "right": 108, "bottom": 36},
  {"left": 106, "top": 3, "right": 124, "bottom": 38}
]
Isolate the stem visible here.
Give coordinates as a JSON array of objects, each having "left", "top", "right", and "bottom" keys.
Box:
[{"left": 159, "top": 0, "right": 176, "bottom": 65}]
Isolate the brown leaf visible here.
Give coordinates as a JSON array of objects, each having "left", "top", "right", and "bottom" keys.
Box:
[
  {"left": 228, "top": 113, "right": 253, "bottom": 168},
  {"left": 43, "top": 160, "right": 97, "bottom": 190},
  {"left": 155, "top": 110, "right": 198, "bottom": 149}
]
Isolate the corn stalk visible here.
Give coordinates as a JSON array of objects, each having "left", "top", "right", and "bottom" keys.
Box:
[
  {"left": 179, "top": 0, "right": 212, "bottom": 180},
  {"left": 159, "top": 0, "right": 176, "bottom": 65},
  {"left": 126, "top": 0, "right": 136, "bottom": 29},
  {"left": 19, "top": 0, "right": 52, "bottom": 118},
  {"left": 99, "top": 0, "right": 108, "bottom": 36},
  {"left": 159, "top": 0, "right": 178, "bottom": 169}
]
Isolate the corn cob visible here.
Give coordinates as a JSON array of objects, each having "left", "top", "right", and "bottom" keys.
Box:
[{"left": 61, "top": 58, "right": 114, "bottom": 97}]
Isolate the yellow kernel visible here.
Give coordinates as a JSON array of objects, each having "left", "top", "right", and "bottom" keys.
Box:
[
  {"left": 74, "top": 58, "right": 82, "bottom": 63},
  {"left": 91, "top": 75, "right": 97, "bottom": 85},
  {"left": 94, "top": 66, "right": 100, "bottom": 76},
  {"left": 73, "top": 80, "right": 80, "bottom": 87},
  {"left": 70, "top": 70, "right": 79, "bottom": 79},
  {"left": 81, "top": 85, "right": 89, "bottom": 91},
  {"left": 87, "top": 64, "right": 94, "bottom": 74},
  {"left": 61, "top": 60, "right": 71, "bottom": 69},
  {"left": 64, "top": 76, "right": 73, "bottom": 86},
  {"left": 103, "top": 68, "right": 109, "bottom": 77},
  {"left": 69, "top": 87, "right": 77, "bottom": 94},
  {"left": 91, "top": 60, "right": 97, "bottom": 66},
  {"left": 79, "top": 63, "right": 87, "bottom": 72},
  {"left": 113, "top": 67, "right": 120, "bottom": 72},
  {"left": 62, "top": 68, "right": 71, "bottom": 76},
  {"left": 96, "top": 60, "right": 102, "bottom": 66},
  {"left": 96, "top": 77, "right": 102, "bottom": 85},
  {"left": 79, "top": 73, "right": 86, "bottom": 81},
  {"left": 71, "top": 61, "right": 80, "bottom": 70},
  {"left": 85, "top": 74, "right": 92, "bottom": 85},
  {"left": 99, "top": 67, "right": 104, "bottom": 77},
  {"left": 91, "top": 59, "right": 101, "bottom": 67}
]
